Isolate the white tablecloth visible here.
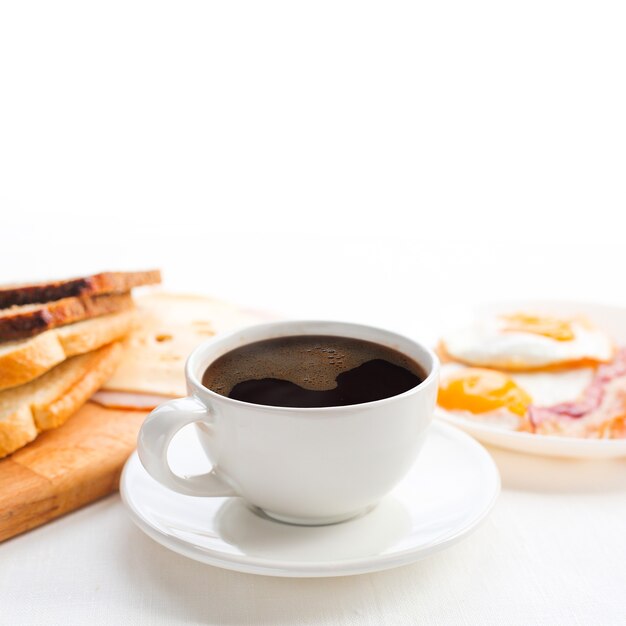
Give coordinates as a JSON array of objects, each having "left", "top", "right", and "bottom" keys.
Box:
[{"left": 2, "top": 441, "right": 625, "bottom": 625}]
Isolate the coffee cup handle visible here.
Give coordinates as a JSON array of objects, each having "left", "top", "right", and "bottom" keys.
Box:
[{"left": 137, "top": 396, "right": 237, "bottom": 497}]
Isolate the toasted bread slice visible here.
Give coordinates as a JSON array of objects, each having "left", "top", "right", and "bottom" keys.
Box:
[
  {"left": 0, "top": 292, "right": 133, "bottom": 342},
  {"left": 55, "top": 310, "right": 134, "bottom": 357},
  {"left": 0, "top": 270, "right": 161, "bottom": 308},
  {"left": 0, "top": 311, "right": 135, "bottom": 391},
  {"left": 0, "top": 342, "right": 123, "bottom": 458},
  {"left": 0, "top": 406, "right": 38, "bottom": 461}
]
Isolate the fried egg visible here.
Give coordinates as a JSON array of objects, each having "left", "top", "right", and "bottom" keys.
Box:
[
  {"left": 438, "top": 363, "right": 595, "bottom": 431},
  {"left": 438, "top": 367, "right": 531, "bottom": 416},
  {"left": 440, "top": 312, "right": 613, "bottom": 370}
]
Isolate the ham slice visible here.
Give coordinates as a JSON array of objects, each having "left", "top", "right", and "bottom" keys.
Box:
[
  {"left": 91, "top": 390, "right": 173, "bottom": 411},
  {"left": 528, "top": 348, "right": 626, "bottom": 436}
]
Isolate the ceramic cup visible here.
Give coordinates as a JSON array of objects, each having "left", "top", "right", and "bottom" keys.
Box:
[{"left": 137, "top": 320, "right": 440, "bottom": 525}]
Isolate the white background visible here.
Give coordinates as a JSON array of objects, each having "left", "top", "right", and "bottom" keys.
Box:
[{"left": 1, "top": 1, "right": 626, "bottom": 624}]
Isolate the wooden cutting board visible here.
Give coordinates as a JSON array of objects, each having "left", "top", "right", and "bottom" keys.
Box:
[{"left": 0, "top": 402, "right": 148, "bottom": 542}]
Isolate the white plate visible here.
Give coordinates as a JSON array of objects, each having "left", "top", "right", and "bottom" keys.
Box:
[
  {"left": 436, "top": 300, "right": 626, "bottom": 459},
  {"left": 120, "top": 421, "right": 500, "bottom": 578}
]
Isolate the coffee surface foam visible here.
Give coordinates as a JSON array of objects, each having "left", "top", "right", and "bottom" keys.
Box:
[{"left": 202, "top": 335, "right": 423, "bottom": 396}]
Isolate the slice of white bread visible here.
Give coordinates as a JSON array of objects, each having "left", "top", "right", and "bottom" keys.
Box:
[
  {"left": 0, "top": 311, "right": 135, "bottom": 391},
  {"left": 0, "top": 342, "right": 123, "bottom": 458}
]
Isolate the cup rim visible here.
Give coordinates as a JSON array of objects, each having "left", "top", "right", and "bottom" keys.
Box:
[{"left": 186, "top": 320, "right": 440, "bottom": 413}]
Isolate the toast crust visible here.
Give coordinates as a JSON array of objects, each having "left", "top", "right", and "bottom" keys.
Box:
[
  {"left": 0, "top": 332, "right": 67, "bottom": 390},
  {"left": 0, "top": 270, "right": 161, "bottom": 308},
  {"left": 0, "top": 293, "right": 133, "bottom": 342},
  {"left": 33, "top": 343, "right": 123, "bottom": 431},
  {"left": 0, "top": 406, "right": 38, "bottom": 457},
  {"left": 0, "top": 342, "right": 124, "bottom": 457}
]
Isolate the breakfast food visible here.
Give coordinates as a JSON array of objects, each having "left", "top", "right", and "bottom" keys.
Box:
[
  {"left": 100, "top": 292, "right": 268, "bottom": 398},
  {"left": 0, "top": 311, "right": 135, "bottom": 390},
  {"left": 528, "top": 348, "right": 626, "bottom": 438},
  {"left": 438, "top": 311, "right": 626, "bottom": 439},
  {"left": 0, "top": 292, "right": 134, "bottom": 341},
  {"left": 0, "top": 342, "right": 123, "bottom": 458},
  {"left": 438, "top": 367, "right": 533, "bottom": 430},
  {"left": 0, "top": 269, "right": 161, "bottom": 457},
  {"left": 440, "top": 312, "right": 613, "bottom": 370},
  {"left": 0, "top": 270, "right": 161, "bottom": 308}
]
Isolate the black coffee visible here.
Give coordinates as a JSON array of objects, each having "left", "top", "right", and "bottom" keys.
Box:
[{"left": 202, "top": 335, "right": 425, "bottom": 408}]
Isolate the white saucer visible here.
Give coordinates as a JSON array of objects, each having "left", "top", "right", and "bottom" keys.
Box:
[{"left": 120, "top": 421, "right": 500, "bottom": 578}]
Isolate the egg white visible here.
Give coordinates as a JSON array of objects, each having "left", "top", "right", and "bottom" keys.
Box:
[{"left": 441, "top": 316, "right": 613, "bottom": 369}]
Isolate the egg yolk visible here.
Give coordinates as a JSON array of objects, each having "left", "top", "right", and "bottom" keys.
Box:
[
  {"left": 438, "top": 368, "right": 532, "bottom": 416},
  {"left": 500, "top": 313, "right": 575, "bottom": 341}
]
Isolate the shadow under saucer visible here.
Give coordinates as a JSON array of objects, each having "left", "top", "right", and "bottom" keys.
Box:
[{"left": 213, "top": 497, "right": 412, "bottom": 563}]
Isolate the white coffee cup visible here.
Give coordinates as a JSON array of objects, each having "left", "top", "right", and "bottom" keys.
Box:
[{"left": 137, "top": 320, "right": 439, "bottom": 525}]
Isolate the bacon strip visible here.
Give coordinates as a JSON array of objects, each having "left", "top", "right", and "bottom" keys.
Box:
[{"left": 528, "top": 348, "right": 626, "bottom": 427}]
